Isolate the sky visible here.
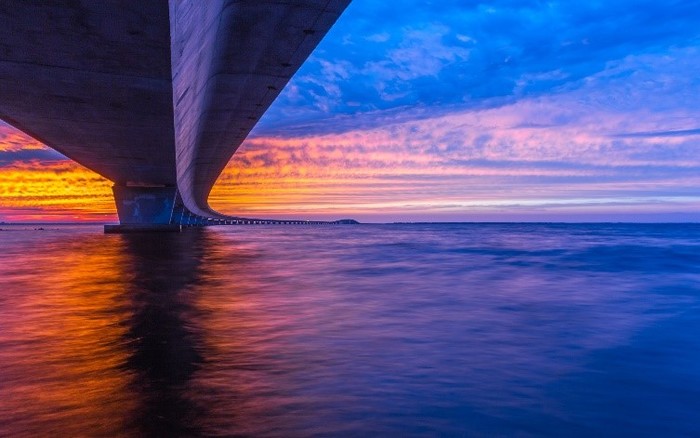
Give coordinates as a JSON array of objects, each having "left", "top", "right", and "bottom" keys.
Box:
[{"left": 2, "top": 0, "right": 700, "bottom": 222}]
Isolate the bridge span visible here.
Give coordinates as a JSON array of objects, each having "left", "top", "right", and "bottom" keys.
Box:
[{"left": 0, "top": 0, "right": 352, "bottom": 231}]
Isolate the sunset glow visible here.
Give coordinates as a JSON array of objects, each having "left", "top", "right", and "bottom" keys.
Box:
[{"left": 2, "top": 0, "right": 700, "bottom": 222}]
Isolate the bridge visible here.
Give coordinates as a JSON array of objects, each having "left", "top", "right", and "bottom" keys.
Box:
[{"left": 0, "top": 0, "right": 352, "bottom": 231}]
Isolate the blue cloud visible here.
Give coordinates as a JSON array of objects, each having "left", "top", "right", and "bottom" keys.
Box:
[
  {"left": 256, "top": 0, "right": 700, "bottom": 133},
  {"left": 610, "top": 128, "right": 700, "bottom": 138},
  {"left": 0, "top": 149, "right": 65, "bottom": 165}
]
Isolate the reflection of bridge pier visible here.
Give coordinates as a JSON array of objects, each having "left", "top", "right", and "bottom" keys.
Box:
[
  {"left": 119, "top": 229, "right": 210, "bottom": 436},
  {"left": 0, "top": 1, "right": 351, "bottom": 232}
]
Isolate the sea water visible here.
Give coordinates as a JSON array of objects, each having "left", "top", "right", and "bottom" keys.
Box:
[{"left": 1, "top": 223, "right": 699, "bottom": 436}]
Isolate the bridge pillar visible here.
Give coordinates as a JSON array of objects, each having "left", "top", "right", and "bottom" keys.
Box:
[{"left": 104, "top": 185, "right": 182, "bottom": 233}]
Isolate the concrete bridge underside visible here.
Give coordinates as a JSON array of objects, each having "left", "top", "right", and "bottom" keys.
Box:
[{"left": 0, "top": 0, "right": 351, "bottom": 230}]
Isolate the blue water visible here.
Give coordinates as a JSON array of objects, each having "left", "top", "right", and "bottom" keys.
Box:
[{"left": 1, "top": 223, "right": 699, "bottom": 436}]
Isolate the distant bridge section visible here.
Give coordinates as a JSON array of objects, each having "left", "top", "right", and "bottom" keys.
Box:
[{"left": 0, "top": 0, "right": 352, "bottom": 231}]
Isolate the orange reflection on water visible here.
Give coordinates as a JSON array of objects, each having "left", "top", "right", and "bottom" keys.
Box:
[
  {"left": 0, "top": 227, "right": 317, "bottom": 436},
  {"left": 0, "top": 229, "right": 247, "bottom": 436},
  {"left": 0, "top": 232, "right": 136, "bottom": 436}
]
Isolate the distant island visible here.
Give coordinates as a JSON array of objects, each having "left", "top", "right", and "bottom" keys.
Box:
[{"left": 332, "top": 219, "right": 360, "bottom": 224}]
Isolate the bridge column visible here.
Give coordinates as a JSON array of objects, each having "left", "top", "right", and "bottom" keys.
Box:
[{"left": 104, "top": 185, "right": 182, "bottom": 233}]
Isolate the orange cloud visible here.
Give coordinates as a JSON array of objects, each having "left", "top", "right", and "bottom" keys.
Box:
[
  {"left": 0, "top": 161, "right": 115, "bottom": 222},
  {"left": 209, "top": 90, "right": 700, "bottom": 220},
  {"left": 0, "top": 123, "right": 46, "bottom": 152},
  {"left": 1, "top": 122, "right": 115, "bottom": 222}
]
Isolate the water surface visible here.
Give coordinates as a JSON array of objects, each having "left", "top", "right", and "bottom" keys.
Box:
[{"left": 1, "top": 223, "right": 699, "bottom": 436}]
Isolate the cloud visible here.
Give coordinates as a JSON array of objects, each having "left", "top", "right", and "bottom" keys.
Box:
[
  {"left": 0, "top": 121, "right": 53, "bottom": 152},
  {"left": 259, "top": 0, "right": 700, "bottom": 132},
  {"left": 209, "top": 46, "right": 700, "bottom": 220},
  {"left": 0, "top": 149, "right": 66, "bottom": 165},
  {"left": 0, "top": 157, "right": 114, "bottom": 222},
  {"left": 366, "top": 32, "right": 390, "bottom": 43},
  {"left": 610, "top": 128, "right": 700, "bottom": 138}
]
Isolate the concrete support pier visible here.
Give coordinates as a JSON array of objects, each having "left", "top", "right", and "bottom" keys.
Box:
[{"left": 105, "top": 185, "right": 181, "bottom": 233}]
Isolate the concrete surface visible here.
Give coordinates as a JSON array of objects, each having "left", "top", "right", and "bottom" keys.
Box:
[{"left": 112, "top": 186, "right": 177, "bottom": 224}]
